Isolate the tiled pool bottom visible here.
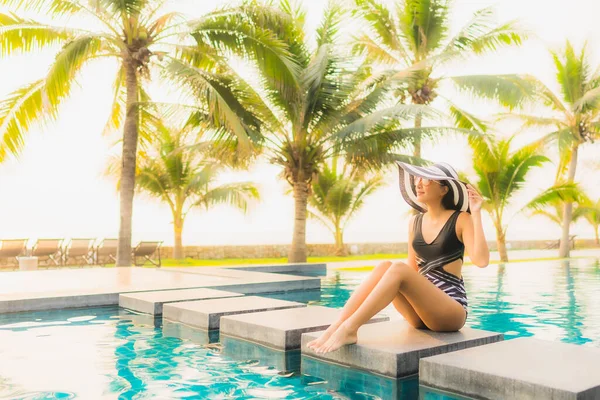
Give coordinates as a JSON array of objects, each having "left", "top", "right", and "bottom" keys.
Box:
[{"left": 0, "top": 306, "right": 450, "bottom": 400}]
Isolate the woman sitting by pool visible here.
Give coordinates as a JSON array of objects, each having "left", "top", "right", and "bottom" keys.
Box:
[{"left": 308, "top": 161, "right": 490, "bottom": 354}]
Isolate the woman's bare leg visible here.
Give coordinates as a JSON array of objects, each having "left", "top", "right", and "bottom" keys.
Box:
[
  {"left": 307, "top": 261, "right": 424, "bottom": 350},
  {"left": 313, "top": 262, "right": 466, "bottom": 354}
]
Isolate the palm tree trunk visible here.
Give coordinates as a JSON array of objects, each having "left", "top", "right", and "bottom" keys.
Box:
[
  {"left": 494, "top": 220, "right": 508, "bottom": 262},
  {"left": 594, "top": 225, "right": 599, "bottom": 246},
  {"left": 334, "top": 224, "right": 346, "bottom": 256},
  {"left": 173, "top": 214, "right": 184, "bottom": 260},
  {"left": 559, "top": 145, "right": 579, "bottom": 258},
  {"left": 116, "top": 60, "right": 140, "bottom": 267},
  {"left": 289, "top": 180, "right": 309, "bottom": 263},
  {"left": 413, "top": 112, "right": 422, "bottom": 158}
]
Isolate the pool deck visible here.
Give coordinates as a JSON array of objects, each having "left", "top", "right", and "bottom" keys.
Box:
[{"left": 0, "top": 266, "right": 321, "bottom": 313}]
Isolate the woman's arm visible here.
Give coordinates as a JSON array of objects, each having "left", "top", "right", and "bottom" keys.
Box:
[
  {"left": 458, "top": 211, "right": 489, "bottom": 267},
  {"left": 458, "top": 184, "right": 490, "bottom": 268},
  {"left": 407, "top": 215, "right": 419, "bottom": 271}
]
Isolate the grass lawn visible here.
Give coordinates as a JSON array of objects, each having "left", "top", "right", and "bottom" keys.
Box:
[
  {"left": 160, "top": 253, "right": 408, "bottom": 267},
  {"left": 160, "top": 253, "right": 589, "bottom": 270}
]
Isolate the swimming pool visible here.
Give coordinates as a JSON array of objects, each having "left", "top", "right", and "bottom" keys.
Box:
[
  {"left": 0, "top": 257, "right": 598, "bottom": 399},
  {"left": 267, "top": 257, "right": 600, "bottom": 346}
]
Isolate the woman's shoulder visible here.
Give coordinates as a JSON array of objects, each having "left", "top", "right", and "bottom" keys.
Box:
[{"left": 456, "top": 211, "right": 471, "bottom": 227}]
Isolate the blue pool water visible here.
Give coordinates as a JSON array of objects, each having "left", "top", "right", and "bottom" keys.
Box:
[
  {"left": 1, "top": 257, "right": 599, "bottom": 399},
  {"left": 271, "top": 257, "right": 600, "bottom": 346}
]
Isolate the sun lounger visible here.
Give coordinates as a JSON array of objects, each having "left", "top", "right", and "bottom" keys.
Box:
[
  {"left": 0, "top": 239, "right": 28, "bottom": 269},
  {"left": 95, "top": 238, "right": 118, "bottom": 266},
  {"left": 132, "top": 241, "right": 162, "bottom": 267},
  {"left": 63, "top": 238, "right": 96, "bottom": 267},
  {"left": 0, "top": 239, "right": 28, "bottom": 262},
  {"left": 30, "top": 239, "right": 64, "bottom": 266}
]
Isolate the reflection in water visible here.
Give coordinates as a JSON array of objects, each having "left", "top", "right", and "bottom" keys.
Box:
[
  {"left": 311, "top": 258, "right": 600, "bottom": 346},
  {"left": 1, "top": 257, "right": 599, "bottom": 400}
]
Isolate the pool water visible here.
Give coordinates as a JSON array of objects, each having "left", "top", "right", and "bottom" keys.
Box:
[
  {"left": 268, "top": 257, "right": 600, "bottom": 346},
  {"left": 1, "top": 257, "right": 599, "bottom": 399}
]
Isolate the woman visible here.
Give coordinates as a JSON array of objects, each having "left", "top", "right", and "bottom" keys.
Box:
[{"left": 307, "top": 161, "right": 490, "bottom": 354}]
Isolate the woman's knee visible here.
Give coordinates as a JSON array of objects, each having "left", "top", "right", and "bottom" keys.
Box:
[
  {"left": 371, "top": 260, "right": 392, "bottom": 278},
  {"left": 374, "top": 260, "right": 392, "bottom": 272},
  {"left": 387, "top": 262, "right": 413, "bottom": 276}
]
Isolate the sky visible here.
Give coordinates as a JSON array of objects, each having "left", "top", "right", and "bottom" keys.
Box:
[{"left": 1, "top": 0, "right": 600, "bottom": 247}]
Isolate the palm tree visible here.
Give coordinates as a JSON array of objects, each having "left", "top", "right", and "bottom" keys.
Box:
[
  {"left": 185, "top": 1, "right": 450, "bottom": 262},
  {"left": 108, "top": 125, "right": 260, "bottom": 259},
  {"left": 573, "top": 197, "right": 600, "bottom": 246},
  {"left": 505, "top": 41, "right": 600, "bottom": 257},
  {"left": 0, "top": 0, "right": 294, "bottom": 265},
  {"left": 352, "top": 0, "right": 528, "bottom": 157},
  {"left": 308, "top": 160, "right": 383, "bottom": 256},
  {"left": 469, "top": 134, "right": 581, "bottom": 262}
]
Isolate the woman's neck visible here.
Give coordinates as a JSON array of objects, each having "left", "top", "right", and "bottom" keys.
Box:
[{"left": 425, "top": 203, "right": 447, "bottom": 219}]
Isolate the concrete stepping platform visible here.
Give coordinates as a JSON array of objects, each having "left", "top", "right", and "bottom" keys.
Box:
[
  {"left": 301, "top": 356, "right": 419, "bottom": 400},
  {"left": 419, "top": 337, "right": 600, "bottom": 400},
  {"left": 119, "top": 288, "right": 242, "bottom": 315},
  {"left": 228, "top": 262, "right": 327, "bottom": 277},
  {"left": 162, "top": 296, "right": 306, "bottom": 330},
  {"left": 220, "top": 306, "right": 389, "bottom": 351},
  {"left": 220, "top": 335, "right": 301, "bottom": 373},
  {"left": 162, "top": 320, "right": 219, "bottom": 345},
  {"left": 301, "top": 320, "right": 503, "bottom": 378}
]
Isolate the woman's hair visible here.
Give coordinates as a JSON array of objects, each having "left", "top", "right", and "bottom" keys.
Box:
[{"left": 440, "top": 181, "right": 458, "bottom": 211}]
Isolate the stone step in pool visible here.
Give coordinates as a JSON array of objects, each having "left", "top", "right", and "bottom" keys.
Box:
[
  {"left": 228, "top": 262, "right": 327, "bottom": 277},
  {"left": 301, "top": 320, "right": 503, "bottom": 378},
  {"left": 219, "top": 306, "right": 389, "bottom": 351},
  {"left": 162, "top": 296, "right": 306, "bottom": 330},
  {"left": 119, "top": 288, "right": 242, "bottom": 315},
  {"left": 419, "top": 337, "right": 600, "bottom": 400}
]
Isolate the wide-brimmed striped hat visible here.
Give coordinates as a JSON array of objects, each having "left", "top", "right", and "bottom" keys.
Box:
[{"left": 396, "top": 161, "right": 470, "bottom": 213}]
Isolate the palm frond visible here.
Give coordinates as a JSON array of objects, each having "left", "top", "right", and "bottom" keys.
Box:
[
  {"left": 0, "top": 80, "right": 62, "bottom": 161},
  {"left": 551, "top": 41, "right": 587, "bottom": 107},
  {"left": 351, "top": 33, "right": 401, "bottom": 64},
  {"left": 163, "top": 58, "right": 262, "bottom": 148},
  {"left": 496, "top": 112, "right": 564, "bottom": 130},
  {"left": 316, "top": 1, "right": 344, "bottom": 47},
  {"left": 342, "top": 175, "right": 383, "bottom": 228},
  {"left": 197, "top": 182, "right": 260, "bottom": 213},
  {"left": 0, "top": 13, "right": 74, "bottom": 56},
  {"left": 522, "top": 182, "right": 585, "bottom": 214},
  {"left": 307, "top": 209, "right": 335, "bottom": 233},
  {"left": 443, "top": 7, "right": 526, "bottom": 59},
  {"left": 331, "top": 103, "right": 442, "bottom": 144},
  {"left": 353, "top": 0, "right": 407, "bottom": 60},
  {"left": 190, "top": 6, "right": 301, "bottom": 105},
  {"left": 451, "top": 74, "right": 538, "bottom": 110},
  {"left": 398, "top": 0, "right": 450, "bottom": 58},
  {"left": 103, "top": 0, "right": 147, "bottom": 17},
  {"left": 1, "top": 0, "right": 82, "bottom": 14},
  {"left": 45, "top": 34, "right": 117, "bottom": 105},
  {"left": 448, "top": 103, "right": 489, "bottom": 132}
]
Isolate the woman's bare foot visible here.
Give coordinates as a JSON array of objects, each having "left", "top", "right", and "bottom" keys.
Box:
[
  {"left": 314, "top": 322, "right": 358, "bottom": 354},
  {"left": 306, "top": 321, "right": 341, "bottom": 350}
]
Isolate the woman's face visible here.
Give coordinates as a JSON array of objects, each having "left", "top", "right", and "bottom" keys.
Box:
[{"left": 415, "top": 176, "right": 449, "bottom": 204}]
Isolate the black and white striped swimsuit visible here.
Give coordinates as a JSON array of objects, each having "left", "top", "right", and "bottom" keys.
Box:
[{"left": 413, "top": 211, "right": 468, "bottom": 315}]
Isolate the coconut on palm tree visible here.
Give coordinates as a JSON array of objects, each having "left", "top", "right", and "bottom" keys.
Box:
[
  {"left": 107, "top": 124, "right": 260, "bottom": 259},
  {"left": 505, "top": 41, "right": 600, "bottom": 257},
  {"left": 352, "top": 0, "right": 528, "bottom": 157},
  {"left": 0, "top": 0, "right": 293, "bottom": 265},
  {"left": 469, "top": 134, "right": 581, "bottom": 262},
  {"left": 308, "top": 159, "right": 383, "bottom": 256},
  {"left": 185, "top": 1, "right": 450, "bottom": 262}
]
